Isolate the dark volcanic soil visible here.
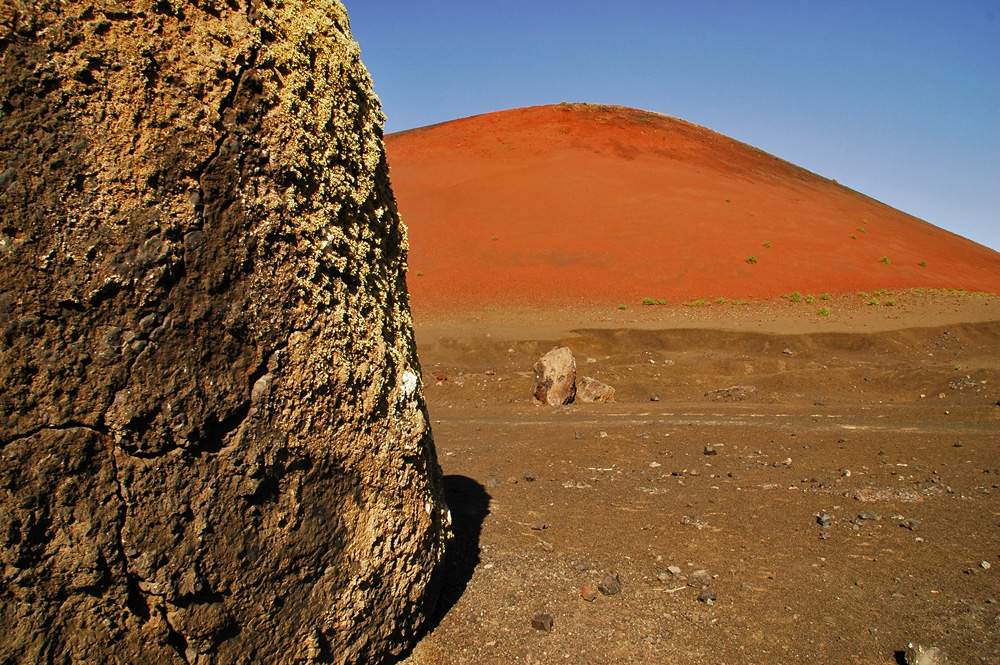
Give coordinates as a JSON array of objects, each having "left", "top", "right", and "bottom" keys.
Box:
[{"left": 401, "top": 305, "right": 1000, "bottom": 665}]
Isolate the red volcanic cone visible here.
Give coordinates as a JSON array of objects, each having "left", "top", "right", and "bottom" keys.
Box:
[{"left": 385, "top": 103, "right": 1000, "bottom": 311}]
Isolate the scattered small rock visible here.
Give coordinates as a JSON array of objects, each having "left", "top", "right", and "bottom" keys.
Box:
[
  {"left": 523, "top": 472, "right": 536, "bottom": 482},
  {"left": 574, "top": 432, "right": 584, "bottom": 440},
  {"left": 667, "top": 565, "right": 682, "bottom": 576},
  {"left": 902, "top": 518, "right": 921, "bottom": 531},
  {"left": 858, "top": 511, "right": 879, "bottom": 521},
  {"left": 982, "top": 561, "right": 992, "bottom": 570},
  {"left": 530, "top": 521, "right": 547, "bottom": 531},
  {"left": 704, "top": 445, "right": 717, "bottom": 456},
  {"left": 782, "top": 348, "right": 793, "bottom": 355},
  {"left": 531, "top": 613, "right": 554, "bottom": 632},
  {"left": 486, "top": 477, "right": 502, "bottom": 489},
  {"left": 689, "top": 569, "right": 712, "bottom": 586},
  {"left": 580, "top": 586, "right": 598, "bottom": 602},
  {"left": 817, "top": 512, "right": 835, "bottom": 528},
  {"left": 681, "top": 515, "right": 707, "bottom": 529},
  {"left": 698, "top": 589, "right": 717, "bottom": 604},
  {"left": 598, "top": 570, "right": 621, "bottom": 596},
  {"left": 650, "top": 393, "right": 661, "bottom": 402},
  {"left": 434, "top": 373, "right": 448, "bottom": 381},
  {"left": 904, "top": 643, "right": 949, "bottom": 664},
  {"left": 705, "top": 385, "right": 758, "bottom": 401}
]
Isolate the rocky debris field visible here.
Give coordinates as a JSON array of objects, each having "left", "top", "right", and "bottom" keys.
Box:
[{"left": 401, "top": 320, "right": 1000, "bottom": 664}]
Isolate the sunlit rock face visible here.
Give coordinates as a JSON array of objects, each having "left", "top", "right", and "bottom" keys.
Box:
[{"left": 0, "top": 2, "right": 449, "bottom": 663}]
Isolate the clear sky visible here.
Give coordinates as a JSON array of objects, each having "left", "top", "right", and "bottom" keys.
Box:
[{"left": 344, "top": 1, "right": 1000, "bottom": 253}]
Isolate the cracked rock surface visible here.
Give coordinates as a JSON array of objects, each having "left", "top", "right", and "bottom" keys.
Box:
[{"left": 0, "top": 1, "right": 449, "bottom": 663}]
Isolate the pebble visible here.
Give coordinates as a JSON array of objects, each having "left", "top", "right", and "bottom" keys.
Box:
[
  {"left": 523, "top": 472, "right": 536, "bottom": 482},
  {"left": 650, "top": 394, "right": 661, "bottom": 402},
  {"left": 580, "top": 586, "right": 598, "bottom": 602},
  {"left": 698, "top": 589, "right": 717, "bottom": 604},
  {"left": 530, "top": 521, "right": 547, "bottom": 531},
  {"left": 598, "top": 570, "right": 621, "bottom": 596},
  {"left": 982, "top": 561, "right": 992, "bottom": 570},
  {"left": 902, "top": 517, "right": 921, "bottom": 531},
  {"left": 486, "top": 477, "right": 502, "bottom": 489},
  {"left": 531, "top": 613, "right": 554, "bottom": 632},
  {"left": 858, "top": 511, "right": 879, "bottom": 521},
  {"left": 574, "top": 432, "right": 584, "bottom": 440},
  {"left": 704, "top": 445, "right": 717, "bottom": 456},
  {"left": 667, "top": 565, "right": 682, "bottom": 576},
  {"left": 817, "top": 512, "right": 834, "bottom": 527}
]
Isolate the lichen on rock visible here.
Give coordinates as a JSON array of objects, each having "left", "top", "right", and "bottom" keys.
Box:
[{"left": 0, "top": 1, "right": 449, "bottom": 663}]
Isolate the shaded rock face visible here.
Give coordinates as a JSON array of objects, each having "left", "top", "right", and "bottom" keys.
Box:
[
  {"left": 0, "top": 2, "right": 449, "bottom": 663},
  {"left": 532, "top": 346, "right": 576, "bottom": 405}
]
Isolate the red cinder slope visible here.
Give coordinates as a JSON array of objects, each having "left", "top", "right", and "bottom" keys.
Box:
[{"left": 385, "top": 104, "right": 1000, "bottom": 311}]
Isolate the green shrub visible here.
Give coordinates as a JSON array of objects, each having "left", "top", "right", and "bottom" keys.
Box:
[
  {"left": 716, "top": 297, "right": 729, "bottom": 304},
  {"left": 817, "top": 307, "right": 832, "bottom": 316},
  {"left": 746, "top": 256, "right": 758, "bottom": 264},
  {"left": 805, "top": 294, "right": 815, "bottom": 303},
  {"left": 656, "top": 299, "right": 667, "bottom": 305},
  {"left": 857, "top": 227, "right": 867, "bottom": 233},
  {"left": 762, "top": 241, "right": 772, "bottom": 248},
  {"left": 867, "top": 298, "right": 879, "bottom": 306},
  {"left": 883, "top": 299, "right": 895, "bottom": 306},
  {"left": 683, "top": 299, "right": 711, "bottom": 307},
  {"left": 849, "top": 234, "right": 858, "bottom": 239},
  {"left": 878, "top": 256, "right": 891, "bottom": 265},
  {"left": 918, "top": 261, "right": 927, "bottom": 267},
  {"left": 618, "top": 304, "right": 627, "bottom": 310},
  {"left": 642, "top": 297, "right": 656, "bottom": 306},
  {"left": 820, "top": 293, "right": 832, "bottom": 300},
  {"left": 789, "top": 292, "right": 802, "bottom": 303}
]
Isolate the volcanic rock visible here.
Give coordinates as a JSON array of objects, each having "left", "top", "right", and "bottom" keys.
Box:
[
  {"left": 598, "top": 569, "right": 622, "bottom": 595},
  {"left": 576, "top": 376, "right": 616, "bottom": 403},
  {"left": 0, "top": 2, "right": 448, "bottom": 663},
  {"left": 532, "top": 346, "right": 577, "bottom": 405}
]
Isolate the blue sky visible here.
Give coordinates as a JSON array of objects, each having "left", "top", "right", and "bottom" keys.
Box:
[{"left": 344, "top": 1, "right": 1000, "bottom": 252}]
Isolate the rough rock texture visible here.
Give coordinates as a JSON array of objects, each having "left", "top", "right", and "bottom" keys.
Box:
[
  {"left": 576, "top": 376, "right": 615, "bottom": 403},
  {"left": 531, "top": 346, "right": 576, "bottom": 405},
  {"left": 0, "top": 2, "right": 449, "bottom": 663},
  {"left": 905, "top": 644, "right": 949, "bottom": 665}
]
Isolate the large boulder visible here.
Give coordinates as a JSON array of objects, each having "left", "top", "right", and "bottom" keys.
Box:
[
  {"left": 532, "top": 346, "right": 577, "bottom": 405},
  {"left": 0, "top": 2, "right": 449, "bottom": 663}
]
